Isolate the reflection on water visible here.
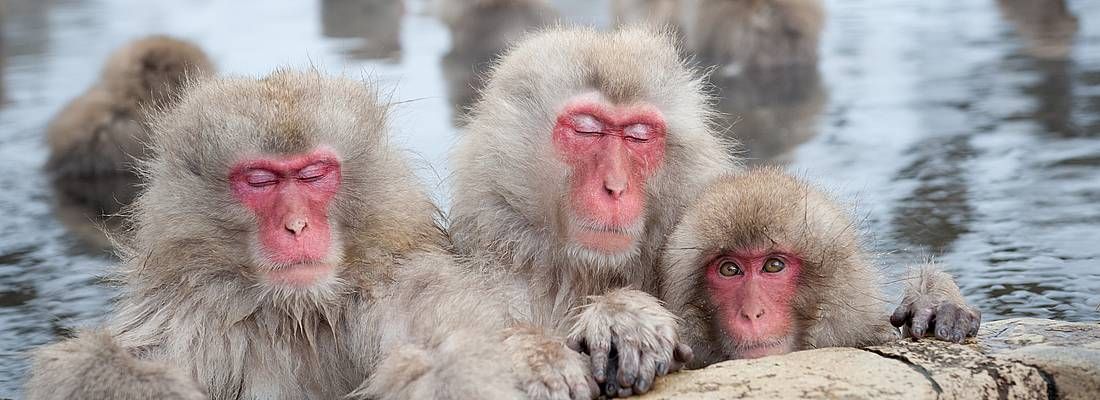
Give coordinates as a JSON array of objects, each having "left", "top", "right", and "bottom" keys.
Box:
[{"left": 0, "top": 0, "right": 1098, "bottom": 396}]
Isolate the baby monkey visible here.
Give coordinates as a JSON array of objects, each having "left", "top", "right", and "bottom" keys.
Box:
[{"left": 661, "top": 167, "right": 981, "bottom": 365}]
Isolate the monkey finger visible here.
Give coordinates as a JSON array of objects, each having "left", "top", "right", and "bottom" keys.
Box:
[
  {"left": 587, "top": 339, "right": 611, "bottom": 383},
  {"left": 908, "top": 306, "right": 935, "bottom": 339},
  {"left": 601, "top": 371, "right": 622, "bottom": 398},
  {"left": 933, "top": 305, "right": 960, "bottom": 342},
  {"left": 673, "top": 343, "right": 694, "bottom": 367},
  {"left": 616, "top": 344, "right": 641, "bottom": 388},
  {"left": 966, "top": 308, "right": 982, "bottom": 337},
  {"left": 634, "top": 352, "right": 658, "bottom": 394},
  {"left": 890, "top": 305, "right": 912, "bottom": 328}
]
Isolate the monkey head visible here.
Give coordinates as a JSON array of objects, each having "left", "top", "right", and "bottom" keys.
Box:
[
  {"left": 452, "top": 25, "right": 729, "bottom": 268},
  {"left": 662, "top": 167, "right": 863, "bottom": 359},
  {"left": 128, "top": 70, "right": 437, "bottom": 305}
]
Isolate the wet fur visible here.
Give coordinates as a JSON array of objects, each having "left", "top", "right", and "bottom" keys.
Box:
[{"left": 27, "top": 70, "right": 522, "bottom": 400}]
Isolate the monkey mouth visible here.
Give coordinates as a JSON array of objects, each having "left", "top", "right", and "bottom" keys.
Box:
[
  {"left": 569, "top": 219, "right": 643, "bottom": 254},
  {"left": 732, "top": 337, "right": 793, "bottom": 359},
  {"left": 266, "top": 262, "right": 335, "bottom": 288}
]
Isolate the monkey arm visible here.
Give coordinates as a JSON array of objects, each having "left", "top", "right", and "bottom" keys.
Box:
[
  {"left": 890, "top": 263, "right": 982, "bottom": 343},
  {"left": 347, "top": 252, "right": 526, "bottom": 400},
  {"left": 566, "top": 288, "right": 694, "bottom": 398},
  {"left": 24, "top": 330, "right": 205, "bottom": 400}
]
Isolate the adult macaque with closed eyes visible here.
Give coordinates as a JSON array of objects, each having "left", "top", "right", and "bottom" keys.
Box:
[
  {"left": 25, "top": 70, "right": 524, "bottom": 400},
  {"left": 660, "top": 168, "right": 981, "bottom": 365},
  {"left": 450, "top": 26, "right": 734, "bottom": 397}
]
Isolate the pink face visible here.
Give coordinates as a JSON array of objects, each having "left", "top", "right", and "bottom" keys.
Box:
[
  {"left": 552, "top": 97, "right": 666, "bottom": 254},
  {"left": 705, "top": 249, "right": 801, "bottom": 359},
  {"left": 229, "top": 149, "right": 341, "bottom": 288}
]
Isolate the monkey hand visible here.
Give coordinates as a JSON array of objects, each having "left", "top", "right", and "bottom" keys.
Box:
[
  {"left": 25, "top": 330, "right": 206, "bottom": 400},
  {"left": 566, "top": 288, "right": 693, "bottom": 398},
  {"left": 890, "top": 264, "right": 981, "bottom": 343},
  {"left": 503, "top": 325, "right": 599, "bottom": 400}
]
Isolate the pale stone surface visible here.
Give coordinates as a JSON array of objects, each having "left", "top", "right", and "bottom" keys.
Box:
[
  {"left": 637, "top": 318, "right": 1100, "bottom": 400},
  {"left": 866, "top": 339, "right": 1048, "bottom": 400},
  {"left": 635, "top": 347, "right": 938, "bottom": 400}
]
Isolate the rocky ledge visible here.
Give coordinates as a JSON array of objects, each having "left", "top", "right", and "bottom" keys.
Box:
[{"left": 638, "top": 318, "right": 1100, "bottom": 400}]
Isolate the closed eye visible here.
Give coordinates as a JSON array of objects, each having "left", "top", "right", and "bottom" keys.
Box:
[
  {"left": 297, "top": 163, "right": 331, "bottom": 182},
  {"left": 245, "top": 170, "right": 279, "bottom": 187},
  {"left": 624, "top": 123, "right": 654, "bottom": 142}
]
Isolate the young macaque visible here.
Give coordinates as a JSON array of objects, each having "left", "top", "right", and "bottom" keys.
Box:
[
  {"left": 25, "top": 70, "right": 524, "bottom": 400},
  {"left": 437, "top": 0, "right": 556, "bottom": 122},
  {"left": 689, "top": 0, "right": 824, "bottom": 76},
  {"left": 450, "top": 25, "right": 735, "bottom": 397},
  {"left": 661, "top": 167, "right": 981, "bottom": 365},
  {"left": 45, "top": 35, "right": 214, "bottom": 217}
]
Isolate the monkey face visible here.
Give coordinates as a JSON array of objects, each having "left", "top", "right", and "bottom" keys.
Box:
[
  {"left": 705, "top": 248, "right": 800, "bottom": 359},
  {"left": 229, "top": 148, "right": 345, "bottom": 290},
  {"left": 552, "top": 93, "right": 667, "bottom": 255}
]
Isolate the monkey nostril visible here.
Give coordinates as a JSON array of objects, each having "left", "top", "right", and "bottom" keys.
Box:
[
  {"left": 285, "top": 218, "right": 308, "bottom": 236},
  {"left": 604, "top": 181, "right": 627, "bottom": 199}
]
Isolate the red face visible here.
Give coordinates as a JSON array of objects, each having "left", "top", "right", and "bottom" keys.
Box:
[
  {"left": 229, "top": 149, "right": 341, "bottom": 288},
  {"left": 705, "top": 249, "right": 801, "bottom": 359},
  {"left": 552, "top": 96, "right": 666, "bottom": 254}
]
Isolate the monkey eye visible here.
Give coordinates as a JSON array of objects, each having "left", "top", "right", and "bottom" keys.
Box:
[
  {"left": 623, "top": 123, "right": 654, "bottom": 142},
  {"left": 763, "top": 258, "right": 786, "bottom": 273},
  {"left": 297, "top": 163, "right": 330, "bottom": 182},
  {"left": 571, "top": 114, "right": 603, "bottom": 135},
  {"left": 244, "top": 170, "right": 279, "bottom": 187},
  {"left": 717, "top": 260, "right": 743, "bottom": 277}
]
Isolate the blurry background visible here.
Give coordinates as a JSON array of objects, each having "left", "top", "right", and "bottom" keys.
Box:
[{"left": 0, "top": 0, "right": 1098, "bottom": 396}]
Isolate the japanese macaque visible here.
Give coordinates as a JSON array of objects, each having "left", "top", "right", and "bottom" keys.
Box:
[
  {"left": 25, "top": 70, "right": 525, "bottom": 400},
  {"left": 610, "top": 0, "right": 686, "bottom": 34},
  {"left": 660, "top": 168, "right": 981, "bottom": 366},
  {"left": 45, "top": 35, "right": 214, "bottom": 217},
  {"left": 437, "top": 0, "right": 555, "bottom": 122},
  {"left": 321, "top": 0, "right": 403, "bottom": 60},
  {"left": 688, "top": 0, "right": 824, "bottom": 76},
  {"left": 450, "top": 26, "right": 735, "bottom": 397},
  {"left": 997, "top": 0, "right": 1078, "bottom": 60},
  {"left": 686, "top": 0, "right": 826, "bottom": 164}
]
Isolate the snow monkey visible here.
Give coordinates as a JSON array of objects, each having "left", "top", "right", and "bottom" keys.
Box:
[
  {"left": 46, "top": 35, "right": 214, "bottom": 217},
  {"left": 26, "top": 70, "right": 528, "bottom": 400},
  {"left": 661, "top": 167, "right": 981, "bottom": 365},
  {"left": 450, "top": 25, "right": 736, "bottom": 397}
]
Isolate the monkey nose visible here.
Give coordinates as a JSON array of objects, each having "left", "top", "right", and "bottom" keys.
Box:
[
  {"left": 285, "top": 218, "right": 308, "bottom": 236},
  {"left": 604, "top": 177, "right": 628, "bottom": 199},
  {"left": 741, "top": 307, "right": 766, "bottom": 321}
]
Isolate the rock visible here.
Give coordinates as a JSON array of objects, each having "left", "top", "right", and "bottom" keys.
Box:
[
  {"left": 636, "top": 347, "right": 938, "bottom": 400},
  {"left": 637, "top": 318, "right": 1100, "bottom": 399}
]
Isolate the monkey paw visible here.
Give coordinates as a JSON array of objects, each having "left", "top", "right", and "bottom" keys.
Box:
[
  {"left": 890, "top": 296, "right": 981, "bottom": 343},
  {"left": 503, "top": 326, "right": 598, "bottom": 400},
  {"left": 566, "top": 289, "right": 693, "bottom": 398}
]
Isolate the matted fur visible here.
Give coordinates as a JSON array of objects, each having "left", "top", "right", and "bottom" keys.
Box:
[
  {"left": 27, "top": 70, "right": 522, "bottom": 400},
  {"left": 661, "top": 167, "right": 978, "bottom": 367}
]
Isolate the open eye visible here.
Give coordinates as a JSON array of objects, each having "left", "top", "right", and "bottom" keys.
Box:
[
  {"left": 244, "top": 169, "right": 279, "bottom": 187},
  {"left": 297, "top": 163, "right": 329, "bottom": 182},
  {"left": 763, "top": 257, "right": 786, "bottom": 273},
  {"left": 717, "top": 259, "right": 743, "bottom": 277},
  {"left": 571, "top": 114, "right": 603, "bottom": 135},
  {"left": 623, "top": 123, "right": 654, "bottom": 142}
]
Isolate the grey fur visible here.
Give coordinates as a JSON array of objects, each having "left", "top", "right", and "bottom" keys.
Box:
[
  {"left": 660, "top": 167, "right": 980, "bottom": 367},
  {"left": 26, "top": 70, "right": 523, "bottom": 400},
  {"left": 449, "top": 25, "right": 736, "bottom": 397}
]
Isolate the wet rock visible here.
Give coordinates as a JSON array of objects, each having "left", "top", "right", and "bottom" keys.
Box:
[{"left": 637, "top": 318, "right": 1100, "bottom": 399}]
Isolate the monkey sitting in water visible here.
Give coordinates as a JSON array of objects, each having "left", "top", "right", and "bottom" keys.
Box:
[
  {"left": 45, "top": 35, "right": 214, "bottom": 217},
  {"left": 660, "top": 167, "right": 981, "bottom": 365}
]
